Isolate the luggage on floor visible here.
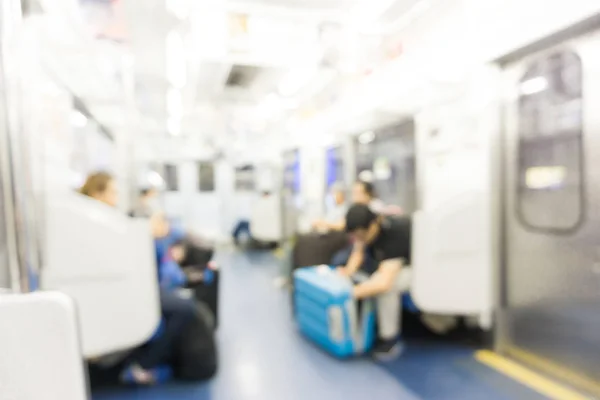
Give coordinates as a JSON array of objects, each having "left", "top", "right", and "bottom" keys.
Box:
[
  {"left": 173, "top": 301, "right": 218, "bottom": 381},
  {"left": 290, "top": 231, "right": 349, "bottom": 315},
  {"left": 181, "top": 240, "right": 214, "bottom": 267},
  {"left": 188, "top": 268, "right": 219, "bottom": 328},
  {"left": 292, "top": 231, "right": 349, "bottom": 274},
  {"left": 294, "top": 266, "right": 375, "bottom": 358}
]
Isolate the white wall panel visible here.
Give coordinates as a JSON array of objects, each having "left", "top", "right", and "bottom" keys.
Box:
[
  {"left": 411, "top": 67, "right": 500, "bottom": 321},
  {"left": 163, "top": 161, "right": 226, "bottom": 240}
]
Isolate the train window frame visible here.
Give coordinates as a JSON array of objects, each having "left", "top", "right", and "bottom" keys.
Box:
[
  {"left": 198, "top": 162, "right": 215, "bottom": 192},
  {"left": 352, "top": 120, "right": 416, "bottom": 211},
  {"left": 235, "top": 165, "right": 255, "bottom": 191},
  {"left": 164, "top": 164, "right": 179, "bottom": 192},
  {"left": 325, "top": 146, "right": 344, "bottom": 190},
  {"left": 514, "top": 49, "right": 586, "bottom": 235},
  {"left": 283, "top": 149, "right": 300, "bottom": 196}
]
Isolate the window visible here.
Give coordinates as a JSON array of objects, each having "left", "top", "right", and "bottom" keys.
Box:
[
  {"left": 235, "top": 165, "right": 255, "bottom": 191},
  {"left": 164, "top": 164, "right": 179, "bottom": 191},
  {"left": 516, "top": 50, "right": 584, "bottom": 233},
  {"left": 326, "top": 146, "right": 344, "bottom": 190},
  {"left": 283, "top": 149, "right": 300, "bottom": 195},
  {"left": 353, "top": 120, "right": 417, "bottom": 213},
  {"left": 198, "top": 162, "right": 215, "bottom": 192}
]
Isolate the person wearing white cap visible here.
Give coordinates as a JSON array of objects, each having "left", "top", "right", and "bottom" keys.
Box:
[{"left": 312, "top": 182, "right": 347, "bottom": 233}]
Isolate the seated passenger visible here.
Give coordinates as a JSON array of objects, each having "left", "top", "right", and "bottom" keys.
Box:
[
  {"left": 80, "top": 172, "right": 195, "bottom": 385},
  {"left": 159, "top": 239, "right": 204, "bottom": 291},
  {"left": 339, "top": 204, "right": 411, "bottom": 361},
  {"left": 232, "top": 220, "right": 251, "bottom": 246},
  {"left": 352, "top": 180, "right": 386, "bottom": 214},
  {"left": 330, "top": 180, "right": 402, "bottom": 267},
  {"left": 311, "top": 182, "right": 347, "bottom": 233},
  {"left": 131, "top": 187, "right": 160, "bottom": 218}
]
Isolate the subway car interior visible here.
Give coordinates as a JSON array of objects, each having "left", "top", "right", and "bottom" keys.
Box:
[{"left": 2, "top": 0, "right": 600, "bottom": 399}]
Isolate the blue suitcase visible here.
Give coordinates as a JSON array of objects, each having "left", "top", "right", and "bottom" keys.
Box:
[{"left": 294, "top": 266, "right": 376, "bottom": 357}]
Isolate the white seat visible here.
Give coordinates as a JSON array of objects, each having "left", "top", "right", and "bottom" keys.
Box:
[
  {"left": 0, "top": 292, "right": 87, "bottom": 400},
  {"left": 250, "top": 195, "right": 284, "bottom": 242},
  {"left": 41, "top": 193, "right": 161, "bottom": 358}
]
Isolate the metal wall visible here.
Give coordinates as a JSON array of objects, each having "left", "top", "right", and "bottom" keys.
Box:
[{"left": 499, "top": 28, "right": 600, "bottom": 395}]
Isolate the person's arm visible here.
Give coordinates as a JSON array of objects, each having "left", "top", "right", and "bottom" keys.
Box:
[
  {"left": 323, "top": 220, "right": 345, "bottom": 232},
  {"left": 311, "top": 219, "right": 326, "bottom": 230},
  {"left": 353, "top": 258, "right": 402, "bottom": 299},
  {"left": 150, "top": 213, "right": 170, "bottom": 238},
  {"left": 383, "top": 205, "right": 403, "bottom": 216},
  {"left": 159, "top": 258, "right": 187, "bottom": 289},
  {"left": 339, "top": 241, "right": 365, "bottom": 276}
]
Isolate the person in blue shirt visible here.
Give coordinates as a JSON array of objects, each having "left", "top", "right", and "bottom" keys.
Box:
[{"left": 158, "top": 239, "right": 205, "bottom": 291}]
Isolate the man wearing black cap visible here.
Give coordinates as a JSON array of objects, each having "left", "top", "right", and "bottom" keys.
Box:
[{"left": 340, "top": 203, "right": 412, "bottom": 360}]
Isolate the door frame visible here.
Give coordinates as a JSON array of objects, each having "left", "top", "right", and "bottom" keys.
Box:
[{"left": 494, "top": 18, "right": 600, "bottom": 397}]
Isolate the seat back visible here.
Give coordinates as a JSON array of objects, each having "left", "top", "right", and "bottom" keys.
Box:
[
  {"left": 0, "top": 292, "right": 87, "bottom": 400},
  {"left": 41, "top": 193, "right": 160, "bottom": 358},
  {"left": 250, "top": 194, "right": 283, "bottom": 242}
]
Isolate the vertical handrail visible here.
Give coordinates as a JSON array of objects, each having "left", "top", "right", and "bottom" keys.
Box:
[{"left": 0, "top": 0, "right": 26, "bottom": 292}]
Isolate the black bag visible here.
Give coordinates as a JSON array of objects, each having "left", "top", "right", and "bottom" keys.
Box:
[
  {"left": 173, "top": 302, "right": 218, "bottom": 381},
  {"left": 181, "top": 240, "right": 214, "bottom": 267},
  {"left": 187, "top": 269, "right": 220, "bottom": 328},
  {"left": 291, "top": 231, "right": 349, "bottom": 315},
  {"left": 292, "top": 231, "right": 349, "bottom": 273}
]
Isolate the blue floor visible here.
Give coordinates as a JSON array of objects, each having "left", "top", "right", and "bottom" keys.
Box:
[{"left": 93, "top": 250, "right": 547, "bottom": 400}]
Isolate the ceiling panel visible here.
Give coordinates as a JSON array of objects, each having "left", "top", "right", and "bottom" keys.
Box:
[
  {"left": 223, "top": 0, "right": 357, "bottom": 22},
  {"left": 232, "top": 0, "right": 362, "bottom": 11},
  {"left": 237, "top": 0, "right": 362, "bottom": 9}
]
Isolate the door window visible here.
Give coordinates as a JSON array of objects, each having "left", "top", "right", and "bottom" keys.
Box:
[
  {"left": 516, "top": 50, "right": 584, "bottom": 233},
  {"left": 164, "top": 164, "right": 179, "bottom": 191}
]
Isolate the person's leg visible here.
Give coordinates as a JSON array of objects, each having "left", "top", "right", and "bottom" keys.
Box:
[
  {"left": 232, "top": 221, "right": 243, "bottom": 244},
  {"left": 189, "top": 270, "right": 219, "bottom": 328},
  {"left": 274, "top": 240, "right": 294, "bottom": 288},
  {"left": 373, "top": 265, "right": 411, "bottom": 360},
  {"left": 134, "top": 290, "right": 195, "bottom": 370}
]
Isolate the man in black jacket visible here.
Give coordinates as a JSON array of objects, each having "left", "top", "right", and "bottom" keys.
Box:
[{"left": 339, "top": 204, "right": 412, "bottom": 361}]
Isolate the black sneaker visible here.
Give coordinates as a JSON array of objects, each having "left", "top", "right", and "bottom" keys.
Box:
[{"left": 372, "top": 339, "right": 404, "bottom": 361}]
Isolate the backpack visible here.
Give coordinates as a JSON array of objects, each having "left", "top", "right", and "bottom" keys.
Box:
[{"left": 173, "top": 302, "right": 218, "bottom": 381}]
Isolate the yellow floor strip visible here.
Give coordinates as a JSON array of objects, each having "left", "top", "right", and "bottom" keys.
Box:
[
  {"left": 273, "top": 247, "right": 284, "bottom": 259},
  {"left": 506, "top": 347, "right": 600, "bottom": 397},
  {"left": 475, "top": 350, "right": 591, "bottom": 400}
]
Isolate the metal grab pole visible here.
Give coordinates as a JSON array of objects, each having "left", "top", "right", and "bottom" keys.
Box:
[{"left": 0, "top": 0, "right": 30, "bottom": 292}]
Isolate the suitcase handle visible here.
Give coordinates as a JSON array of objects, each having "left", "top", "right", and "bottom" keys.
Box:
[{"left": 328, "top": 306, "right": 344, "bottom": 343}]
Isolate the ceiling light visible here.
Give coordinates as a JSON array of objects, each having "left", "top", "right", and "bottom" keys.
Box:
[
  {"left": 167, "top": 88, "right": 183, "bottom": 118},
  {"left": 349, "top": 0, "right": 396, "bottom": 29},
  {"left": 358, "top": 0, "right": 431, "bottom": 35},
  {"left": 166, "top": 0, "right": 190, "bottom": 20},
  {"left": 166, "top": 31, "right": 187, "bottom": 89},
  {"left": 147, "top": 171, "right": 166, "bottom": 188},
  {"left": 278, "top": 65, "right": 318, "bottom": 97},
  {"left": 358, "top": 131, "right": 375, "bottom": 144},
  {"left": 71, "top": 110, "right": 88, "bottom": 128},
  {"left": 281, "top": 99, "right": 299, "bottom": 110},
  {"left": 167, "top": 116, "right": 181, "bottom": 136},
  {"left": 520, "top": 77, "right": 548, "bottom": 95}
]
